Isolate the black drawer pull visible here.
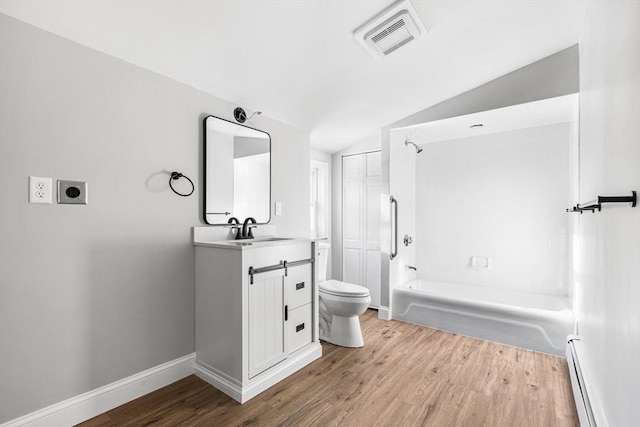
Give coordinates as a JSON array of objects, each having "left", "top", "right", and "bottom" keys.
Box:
[
  {"left": 285, "top": 305, "right": 288, "bottom": 321},
  {"left": 296, "top": 282, "right": 305, "bottom": 290},
  {"left": 296, "top": 323, "right": 305, "bottom": 332}
]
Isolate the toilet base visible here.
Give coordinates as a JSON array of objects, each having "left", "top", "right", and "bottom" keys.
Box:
[{"left": 321, "top": 315, "right": 364, "bottom": 348}]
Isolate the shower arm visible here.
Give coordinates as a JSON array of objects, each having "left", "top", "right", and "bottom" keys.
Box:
[{"left": 390, "top": 196, "right": 398, "bottom": 260}]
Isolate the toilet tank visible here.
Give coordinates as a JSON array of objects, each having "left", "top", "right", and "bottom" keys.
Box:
[{"left": 317, "top": 242, "right": 330, "bottom": 282}]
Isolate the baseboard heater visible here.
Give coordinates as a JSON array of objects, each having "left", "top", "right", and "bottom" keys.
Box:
[{"left": 566, "top": 336, "right": 597, "bottom": 427}]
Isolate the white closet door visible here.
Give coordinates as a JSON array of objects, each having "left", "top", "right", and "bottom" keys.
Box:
[
  {"left": 365, "top": 152, "right": 382, "bottom": 307},
  {"left": 342, "top": 152, "right": 381, "bottom": 307},
  {"left": 342, "top": 155, "right": 364, "bottom": 285}
]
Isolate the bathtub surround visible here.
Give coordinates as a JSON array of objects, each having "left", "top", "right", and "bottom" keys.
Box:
[
  {"left": 417, "top": 123, "right": 572, "bottom": 296},
  {"left": 0, "top": 14, "right": 310, "bottom": 424},
  {"left": 381, "top": 45, "right": 579, "bottom": 313}
]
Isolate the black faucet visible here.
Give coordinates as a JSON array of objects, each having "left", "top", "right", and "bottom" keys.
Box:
[
  {"left": 227, "top": 217, "right": 241, "bottom": 239},
  {"left": 241, "top": 217, "right": 257, "bottom": 239}
]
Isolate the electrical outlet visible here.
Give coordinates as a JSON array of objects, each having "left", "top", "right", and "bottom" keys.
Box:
[
  {"left": 57, "top": 180, "right": 88, "bottom": 204},
  {"left": 29, "top": 176, "right": 52, "bottom": 204}
]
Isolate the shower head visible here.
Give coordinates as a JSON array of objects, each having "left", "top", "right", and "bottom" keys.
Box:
[
  {"left": 247, "top": 111, "right": 262, "bottom": 121},
  {"left": 405, "top": 140, "right": 423, "bottom": 153}
]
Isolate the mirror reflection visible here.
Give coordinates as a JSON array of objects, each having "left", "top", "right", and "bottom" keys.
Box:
[{"left": 203, "top": 116, "right": 271, "bottom": 225}]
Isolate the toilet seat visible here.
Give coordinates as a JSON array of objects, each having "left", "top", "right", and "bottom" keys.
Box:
[{"left": 320, "top": 279, "right": 370, "bottom": 298}]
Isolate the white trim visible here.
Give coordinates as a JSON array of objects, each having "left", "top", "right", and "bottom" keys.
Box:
[
  {"left": 195, "top": 344, "right": 322, "bottom": 403},
  {"left": 377, "top": 306, "right": 391, "bottom": 320},
  {"left": 566, "top": 336, "right": 608, "bottom": 427},
  {"left": 194, "top": 363, "right": 244, "bottom": 402},
  {"left": 310, "top": 159, "right": 330, "bottom": 240},
  {"left": 1, "top": 353, "right": 196, "bottom": 427}
]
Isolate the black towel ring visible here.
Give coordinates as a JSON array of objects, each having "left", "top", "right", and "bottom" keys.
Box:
[{"left": 169, "top": 172, "right": 194, "bottom": 197}]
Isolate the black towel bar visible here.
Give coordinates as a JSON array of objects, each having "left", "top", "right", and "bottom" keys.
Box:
[{"left": 567, "top": 191, "right": 636, "bottom": 213}]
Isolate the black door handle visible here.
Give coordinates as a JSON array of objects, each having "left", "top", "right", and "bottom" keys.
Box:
[{"left": 284, "top": 305, "right": 288, "bottom": 321}]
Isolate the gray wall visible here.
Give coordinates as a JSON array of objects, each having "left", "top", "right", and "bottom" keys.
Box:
[
  {"left": 576, "top": 2, "right": 640, "bottom": 425},
  {"left": 0, "top": 14, "right": 309, "bottom": 423}
]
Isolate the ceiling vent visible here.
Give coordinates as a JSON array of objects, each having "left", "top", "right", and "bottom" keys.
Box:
[{"left": 354, "top": 0, "right": 426, "bottom": 58}]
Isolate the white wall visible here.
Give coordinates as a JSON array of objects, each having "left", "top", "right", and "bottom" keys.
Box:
[
  {"left": 416, "top": 124, "right": 571, "bottom": 295},
  {"left": 575, "top": 2, "right": 640, "bottom": 426},
  {"left": 388, "top": 131, "right": 417, "bottom": 297},
  {"left": 310, "top": 149, "right": 332, "bottom": 277},
  {"left": 0, "top": 14, "right": 309, "bottom": 423}
]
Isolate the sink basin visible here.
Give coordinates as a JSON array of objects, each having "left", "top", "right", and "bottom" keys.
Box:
[
  {"left": 218, "top": 237, "right": 296, "bottom": 246},
  {"left": 252, "top": 237, "right": 296, "bottom": 242}
]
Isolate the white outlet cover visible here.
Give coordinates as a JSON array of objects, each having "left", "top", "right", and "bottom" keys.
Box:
[
  {"left": 29, "top": 176, "right": 52, "bottom": 204},
  {"left": 468, "top": 256, "right": 490, "bottom": 269}
]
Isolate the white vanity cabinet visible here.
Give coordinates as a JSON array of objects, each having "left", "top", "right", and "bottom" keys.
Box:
[{"left": 194, "top": 239, "right": 321, "bottom": 403}]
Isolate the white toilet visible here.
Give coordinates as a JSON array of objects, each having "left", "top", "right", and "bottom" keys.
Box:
[{"left": 317, "top": 242, "right": 371, "bottom": 347}]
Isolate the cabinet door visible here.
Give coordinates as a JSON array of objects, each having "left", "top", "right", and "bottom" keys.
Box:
[{"left": 249, "top": 269, "right": 286, "bottom": 378}]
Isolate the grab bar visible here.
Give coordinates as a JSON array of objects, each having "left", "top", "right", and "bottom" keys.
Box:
[{"left": 390, "top": 195, "right": 398, "bottom": 260}]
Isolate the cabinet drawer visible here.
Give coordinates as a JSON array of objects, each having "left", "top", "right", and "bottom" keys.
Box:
[
  {"left": 287, "top": 303, "right": 312, "bottom": 354},
  {"left": 285, "top": 263, "right": 312, "bottom": 309}
]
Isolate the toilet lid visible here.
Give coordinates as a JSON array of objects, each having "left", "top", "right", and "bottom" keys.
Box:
[{"left": 320, "top": 280, "right": 370, "bottom": 297}]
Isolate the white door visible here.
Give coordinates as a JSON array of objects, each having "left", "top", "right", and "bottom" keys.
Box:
[
  {"left": 342, "top": 151, "right": 382, "bottom": 307},
  {"left": 248, "top": 269, "right": 286, "bottom": 378},
  {"left": 342, "top": 154, "right": 364, "bottom": 286},
  {"left": 364, "top": 152, "right": 382, "bottom": 307}
]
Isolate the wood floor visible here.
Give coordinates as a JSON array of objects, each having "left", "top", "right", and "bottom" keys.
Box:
[{"left": 79, "top": 310, "right": 578, "bottom": 426}]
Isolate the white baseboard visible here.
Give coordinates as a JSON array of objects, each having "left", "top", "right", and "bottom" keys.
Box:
[
  {"left": 566, "top": 336, "right": 608, "bottom": 427},
  {"left": 1, "top": 353, "right": 195, "bottom": 427},
  {"left": 195, "top": 344, "right": 322, "bottom": 403},
  {"left": 378, "top": 306, "right": 391, "bottom": 320}
]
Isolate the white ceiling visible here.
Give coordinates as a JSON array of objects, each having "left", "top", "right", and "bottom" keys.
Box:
[{"left": 0, "top": 0, "right": 588, "bottom": 153}]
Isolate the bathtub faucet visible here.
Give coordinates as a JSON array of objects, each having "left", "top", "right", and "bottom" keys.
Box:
[{"left": 407, "top": 265, "right": 417, "bottom": 271}]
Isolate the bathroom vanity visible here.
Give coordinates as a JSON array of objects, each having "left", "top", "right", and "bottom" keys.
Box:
[{"left": 193, "top": 237, "right": 322, "bottom": 403}]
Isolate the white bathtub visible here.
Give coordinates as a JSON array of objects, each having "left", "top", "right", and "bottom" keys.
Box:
[{"left": 392, "top": 279, "right": 575, "bottom": 356}]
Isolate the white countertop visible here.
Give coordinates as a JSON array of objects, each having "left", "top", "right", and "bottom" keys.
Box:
[{"left": 193, "top": 236, "right": 325, "bottom": 250}]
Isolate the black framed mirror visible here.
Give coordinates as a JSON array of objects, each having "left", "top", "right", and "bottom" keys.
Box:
[{"left": 203, "top": 115, "right": 271, "bottom": 225}]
